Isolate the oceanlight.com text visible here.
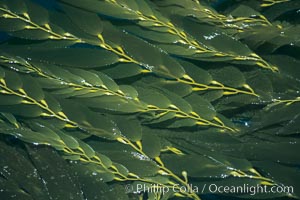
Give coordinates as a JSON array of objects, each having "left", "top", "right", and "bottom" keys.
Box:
[{"left": 206, "top": 183, "right": 294, "bottom": 196}]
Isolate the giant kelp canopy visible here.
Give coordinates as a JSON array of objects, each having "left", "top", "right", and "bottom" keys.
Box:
[{"left": 0, "top": 0, "right": 299, "bottom": 199}]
